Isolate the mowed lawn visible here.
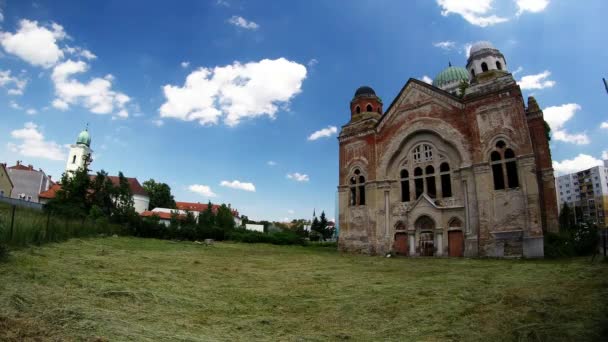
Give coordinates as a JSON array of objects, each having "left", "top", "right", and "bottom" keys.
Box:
[{"left": 1, "top": 238, "right": 607, "bottom": 341}]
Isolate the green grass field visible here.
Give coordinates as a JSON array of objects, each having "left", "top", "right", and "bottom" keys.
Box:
[{"left": 1, "top": 237, "right": 607, "bottom": 341}]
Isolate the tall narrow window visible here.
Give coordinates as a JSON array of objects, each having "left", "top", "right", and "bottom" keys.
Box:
[
  {"left": 358, "top": 175, "right": 366, "bottom": 205},
  {"left": 496, "top": 61, "right": 502, "bottom": 70},
  {"left": 481, "top": 62, "right": 488, "bottom": 72},
  {"left": 72, "top": 155, "right": 77, "bottom": 164},
  {"left": 355, "top": 106, "right": 360, "bottom": 114},
  {"left": 366, "top": 104, "right": 373, "bottom": 112},
  {"left": 400, "top": 169, "right": 410, "bottom": 202},
  {"left": 414, "top": 167, "right": 424, "bottom": 199},
  {"left": 440, "top": 162, "right": 452, "bottom": 198},
  {"left": 426, "top": 165, "right": 436, "bottom": 198},
  {"left": 349, "top": 177, "right": 356, "bottom": 206},
  {"left": 504, "top": 149, "right": 519, "bottom": 188},
  {"left": 491, "top": 151, "right": 505, "bottom": 190},
  {"left": 471, "top": 69, "right": 476, "bottom": 78}
]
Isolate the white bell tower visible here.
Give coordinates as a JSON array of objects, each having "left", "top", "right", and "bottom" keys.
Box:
[{"left": 66, "top": 126, "right": 93, "bottom": 176}]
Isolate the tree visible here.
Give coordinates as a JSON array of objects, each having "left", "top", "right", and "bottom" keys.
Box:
[
  {"left": 112, "top": 172, "right": 136, "bottom": 223},
  {"left": 47, "top": 166, "right": 91, "bottom": 217},
  {"left": 198, "top": 201, "right": 215, "bottom": 229},
  {"left": 89, "top": 170, "right": 116, "bottom": 217},
  {"left": 143, "top": 179, "right": 176, "bottom": 210},
  {"left": 216, "top": 204, "right": 236, "bottom": 231}
]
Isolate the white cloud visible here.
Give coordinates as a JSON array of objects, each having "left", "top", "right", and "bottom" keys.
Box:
[
  {"left": 516, "top": 0, "right": 549, "bottom": 15},
  {"left": 511, "top": 66, "right": 523, "bottom": 75},
  {"left": 307, "top": 58, "right": 318, "bottom": 67},
  {"left": 152, "top": 119, "right": 164, "bottom": 127},
  {"left": 51, "top": 59, "right": 131, "bottom": 118},
  {"left": 181, "top": 61, "right": 190, "bottom": 68},
  {"left": 9, "top": 100, "right": 23, "bottom": 110},
  {"left": 518, "top": 70, "right": 555, "bottom": 90},
  {"left": 0, "top": 70, "right": 27, "bottom": 95},
  {"left": 159, "top": 58, "right": 307, "bottom": 126},
  {"left": 603, "top": 151, "right": 608, "bottom": 160},
  {"left": 600, "top": 122, "right": 608, "bottom": 129},
  {"left": 7, "top": 122, "right": 66, "bottom": 161},
  {"left": 308, "top": 126, "right": 337, "bottom": 141},
  {"left": 216, "top": 0, "right": 230, "bottom": 7},
  {"left": 26, "top": 108, "right": 37, "bottom": 115},
  {"left": 543, "top": 103, "right": 589, "bottom": 145},
  {"left": 188, "top": 184, "right": 217, "bottom": 198},
  {"left": 463, "top": 43, "right": 473, "bottom": 57},
  {"left": 287, "top": 209, "right": 295, "bottom": 214},
  {"left": 287, "top": 173, "right": 309, "bottom": 182},
  {"left": 436, "top": 0, "right": 508, "bottom": 27},
  {"left": 228, "top": 16, "right": 259, "bottom": 30},
  {"left": 267, "top": 160, "right": 277, "bottom": 166},
  {"left": 0, "top": 19, "right": 66, "bottom": 68},
  {"left": 553, "top": 154, "right": 603, "bottom": 175},
  {"left": 421, "top": 75, "right": 433, "bottom": 84},
  {"left": 220, "top": 180, "right": 256, "bottom": 192},
  {"left": 433, "top": 41, "right": 457, "bottom": 50},
  {"left": 64, "top": 45, "right": 97, "bottom": 60}
]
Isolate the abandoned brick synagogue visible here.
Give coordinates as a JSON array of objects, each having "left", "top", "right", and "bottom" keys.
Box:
[{"left": 337, "top": 41, "right": 558, "bottom": 258}]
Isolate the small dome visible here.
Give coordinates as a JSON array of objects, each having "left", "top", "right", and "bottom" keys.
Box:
[
  {"left": 469, "top": 41, "right": 495, "bottom": 55},
  {"left": 76, "top": 129, "right": 91, "bottom": 147},
  {"left": 354, "top": 86, "right": 376, "bottom": 97},
  {"left": 433, "top": 66, "right": 469, "bottom": 88}
]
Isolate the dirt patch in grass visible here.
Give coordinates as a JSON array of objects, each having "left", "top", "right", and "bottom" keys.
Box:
[{"left": 0, "top": 237, "right": 607, "bottom": 341}]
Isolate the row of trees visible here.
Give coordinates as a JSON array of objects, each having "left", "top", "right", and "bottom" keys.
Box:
[{"left": 545, "top": 203, "right": 599, "bottom": 257}]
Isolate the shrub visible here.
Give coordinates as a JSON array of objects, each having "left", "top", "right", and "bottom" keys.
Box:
[
  {"left": 545, "top": 222, "right": 600, "bottom": 258},
  {"left": 227, "top": 229, "right": 305, "bottom": 246}
]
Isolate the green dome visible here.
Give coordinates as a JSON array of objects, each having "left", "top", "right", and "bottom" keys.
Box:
[
  {"left": 432, "top": 66, "right": 469, "bottom": 88},
  {"left": 76, "top": 129, "right": 91, "bottom": 147}
]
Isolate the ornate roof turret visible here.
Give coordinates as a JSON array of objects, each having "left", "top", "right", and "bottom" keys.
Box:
[
  {"left": 76, "top": 127, "right": 91, "bottom": 147},
  {"left": 433, "top": 65, "right": 469, "bottom": 94}
]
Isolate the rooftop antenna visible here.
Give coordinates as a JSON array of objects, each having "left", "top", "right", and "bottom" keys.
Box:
[{"left": 85, "top": 122, "right": 89, "bottom": 131}]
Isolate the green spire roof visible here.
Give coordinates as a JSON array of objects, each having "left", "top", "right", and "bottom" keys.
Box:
[
  {"left": 76, "top": 129, "right": 91, "bottom": 147},
  {"left": 432, "top": 66, "right": 469, "bottom": 88}
]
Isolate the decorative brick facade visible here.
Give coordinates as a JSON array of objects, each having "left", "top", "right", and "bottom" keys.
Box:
[{"left": 338, "top": 43, "right": 558, "bottom": 258}]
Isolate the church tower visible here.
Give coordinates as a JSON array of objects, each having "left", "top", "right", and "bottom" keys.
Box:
[{"left": 66, "top": 127, "right": 93, "bottom": 175}]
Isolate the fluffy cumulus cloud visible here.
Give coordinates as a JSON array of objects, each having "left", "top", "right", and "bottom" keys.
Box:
[
  {"left": 0, "top": 19, "right": 66, "bottom": 68},
  {"left": 188, "top": 184, "right": 217, "bottom": 198},
  {"left": 420, "top": 75, "right": 433, "bottom": 84},
  {"left": 287, "top": 172, "right": 309, "bottom": 182},
  {"left": 518, "top": 70, "right": 555, "bottom": 90},
  {"left": 436, "top": 0, "right": 508, "bottom": 27},
  {"left": 7, "top": 122, "right": 66, "bottom": 160},
  {"left": 308, "top": 125, "right": 337, "bottom": 141},
  {"left": 267, "top": 160, "right": 277, "bottom": 166},
  {"left": 228, "top": 16, "right": 259, "bottom": 30},
  {"left": 220, "top": 180, "right": 256, "bottom": 192},
  {"left": 600, "top": 122, "right": 608, "bottom": 129},
  {"left": 159, "top": 58, "right": 307, "bottom": 126},
  {"left": 543, "top": 103, "right": 589, "bottom": 145},
  {"left": 553, "top": 154, "right": 604, "bottom": 175},
  {"left": 433, "top": 41, "right": 457, "bottom": 50},
  {"left": 64, "top": 45, "right": 97, "bottom": 60},
  {"left": 516, "top": 0, "right": 550, "bottom": 15},
  {"left": 181, "top": 61, "right": 190, "bottom": 68},
  {"left": 0, "top": 69, "right": 27, "bottom": 95},
  {"left": 51, "top": 60, "right": 131, "bottom": 118}
]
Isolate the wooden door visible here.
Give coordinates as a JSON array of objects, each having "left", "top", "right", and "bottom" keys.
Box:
[
  {"left": 394, "top": 233, "right": 408, "bottom": 256},
  {"left": 448, "top": 230, "right": 464, "bottom": 257}
]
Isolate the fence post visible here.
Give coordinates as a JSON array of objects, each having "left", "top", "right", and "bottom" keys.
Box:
[{"left": 9, "top": 205, "right": 16, "bottom": 241}]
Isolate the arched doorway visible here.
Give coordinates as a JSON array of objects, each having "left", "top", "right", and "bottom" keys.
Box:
[
  {"left": 415, "top": 216, "right": 435, "bottom": 256},
  {"left": 393, "top": 233, "right": 408, "bottom": 256},
  {"left": 448, "top": 217, "right": 464, "bottom": 257}
]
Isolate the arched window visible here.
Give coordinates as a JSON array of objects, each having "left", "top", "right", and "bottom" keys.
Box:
[
  {"left": 366, "top": 104, "right": 373, "bottom": 112},
  {"left": 496, "top": 61, "right": 502, "bottom": 70},
  {"left": 414, "top": 167, "right": 424, "bottom": 199},
  {"left": 400, "top": 169, "right": 410, "bottom": 202},
  {"left": 355, "top": 106, "right": 361, "bottom": 114},
  {"left": 425, "top": 165, "right": 436, "bottom": 198},
  {"left": 349, "top": 169, "right": 366, "bottom": 206},
  {"left": 471, "top": 69, "right": 476, "bottom": 77},
  {"left": 490, "top": 142, "right": 519, "bottom": 190},
  {"left": 377, "top": 107, "right": 381, "bottom": 114},
  {"left": 72, "top": 155, "right": 77, "bottom": 164},
  {"left": 440, "top": 162, "right": 452, "bottom": 197},
  {"left": 481, "top": 62, "right": 488, "bottom": 72},
  {"left": 448, "top": 217, "right": 462, "bottom": 228},
  {"left": 504, "top": 149, "right": 519, "bottom": 188},
  {"left": 413, "top": 144, "right": 433, "bottom": 164}
]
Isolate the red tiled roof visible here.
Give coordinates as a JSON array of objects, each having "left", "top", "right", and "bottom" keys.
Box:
[
  {"left": 39, "top": 183, "right": 62, "bottom": 199},
  {"left": 89, "top": 175, "right": 148, "bottom": 197},
  {"left": 140, "top": 210, "right": 185, "bottom": 220},
  {"left": 176, "top": 201, "right": 239, "bottom": 217},
  {"left": 8, "top": 163, "right": 36, "bottom": 171}
]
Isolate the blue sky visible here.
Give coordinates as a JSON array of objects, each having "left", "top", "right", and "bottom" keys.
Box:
[{"left": 0, "top": 0, "right": 607, "bottom": 221}]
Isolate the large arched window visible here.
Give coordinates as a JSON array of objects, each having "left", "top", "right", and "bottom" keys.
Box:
[
  {"left": 366, "top": 104, "right": 373, "bottom": 112},
  {"left": 481, "top": 62, "right": 488, "bottom": 72},
  {"left": 490, "top": 141, "right": 519, "bottom": 191},
  {"left": 400, "top": 169, "right": 410, "bottom": 202},
  {"left": 355, "top": 106, "right": 361, "bottom": 114},
  {"left": 349, "top": 169, "right": 366, "bottom": 206},
  {"left": 440, "top": 162, "right": 452, "bottom": 197},
  {"left": 414, "top": 167, "right": 424, "bottom": 199},
  {"left": 496, "top": 61, "right": 502, "bottom": 70}
]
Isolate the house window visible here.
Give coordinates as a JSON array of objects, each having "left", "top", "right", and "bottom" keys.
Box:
[
  {"left": 426, "top": 165, "right": 436, "bottom": 198},
  {"left": 72, "top": 155, "right": 77, "bottom": 164},
  {"left": 481, "top": 62, "right": 488, "bottom": 72},
  {"left": 413, "top": 144, "right": 433, "bottom": 164},
  {"left": 490, "top": 141, "right": 519, "bottom": 190},
  {"left": 349, "top": 169, "right": 366, "bottom": 206},
  {"left": 400, "top": 169, "right": 410, "bottom": 202},
  {"left": 366, "top": 104, "right": 373, "bottom": 112},
  {"left": 414, "top": 167, "right": 424, "bottom": 199}
]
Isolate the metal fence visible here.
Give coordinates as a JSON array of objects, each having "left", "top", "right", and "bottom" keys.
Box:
[
  {"left": 0, "top": 196, "right": 44, "bottom": 211},
  {"left": 0, "top": 202, "right": 122, "bottom": 247}
]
